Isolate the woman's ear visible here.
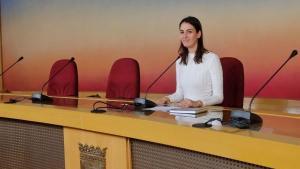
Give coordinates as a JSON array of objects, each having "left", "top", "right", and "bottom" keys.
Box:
[{"left": 197, "top": 31, "right": 202, "bottom": 38}]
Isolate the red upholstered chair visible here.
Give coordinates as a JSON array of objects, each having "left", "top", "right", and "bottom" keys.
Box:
[
  {"left": 106, "top": 58, "right": 140, "bottom": 99},
  {"left": 219, "top": 57, "right": 244, "bottom": 108},
  {"left": 47, "top": 59, "right": 78, "bottom": 106}
]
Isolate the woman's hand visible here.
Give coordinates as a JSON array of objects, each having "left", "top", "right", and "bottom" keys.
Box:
[
  {"left": 177, "top": 99, "right": 203, "bottom": 108},
  {"left": 156, "top": 97, "right": 171, "bottom": 105}
]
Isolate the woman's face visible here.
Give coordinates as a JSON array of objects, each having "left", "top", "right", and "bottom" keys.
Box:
[{"left": 179, "top": 22, "right": 201, "bottom": 52}]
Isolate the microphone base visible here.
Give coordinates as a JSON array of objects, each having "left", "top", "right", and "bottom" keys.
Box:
[
  {"left": 134, "top": 98, "right": 157, "bottom": 109},
  {"left": 229, "top": 110, "right": 262, "bottom": 129},
  {"left": 31, "top": 92, "right": 53, "bottom": 104}
]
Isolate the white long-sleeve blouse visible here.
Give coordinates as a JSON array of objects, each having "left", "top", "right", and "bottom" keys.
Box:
[{"left": 167, "top": 52, "right": 223, "bottom": 106}]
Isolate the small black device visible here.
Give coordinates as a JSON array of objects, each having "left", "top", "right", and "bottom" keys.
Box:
[
  {"left": 192, "top": 118, "right": 222, "bottom": 128},
  {"left": 4, "top": 99, "right": 18, "bottom": 104},
  {"left": 192, "top": 123, "right": 210, "bottom": 128},
  {"left": 91, "top": 109, "right": 106, "bottom": 113}
]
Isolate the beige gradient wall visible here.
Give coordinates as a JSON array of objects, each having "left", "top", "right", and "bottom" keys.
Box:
[{"left": 1, "top": 0, "right": 299, "bottom": 99}]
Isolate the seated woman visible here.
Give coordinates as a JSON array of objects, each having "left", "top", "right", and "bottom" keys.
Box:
[{"left": 157, "top": 16, "right": 223, "bottom": 108}]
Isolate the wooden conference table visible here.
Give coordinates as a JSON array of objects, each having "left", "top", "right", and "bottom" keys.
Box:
[{"left": 0, "top": 93, "right": 299, "bottom": 169}]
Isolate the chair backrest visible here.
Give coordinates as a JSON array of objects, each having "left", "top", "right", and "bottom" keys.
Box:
[
  {"left": 106, "top": 58, "right": 140, "bottom": 99},
  {"left": 219, "top": 57, "right": 244, "bottom": 108},
  {"left": 47, "top": 59, "right": 78, "bottom": 106}
]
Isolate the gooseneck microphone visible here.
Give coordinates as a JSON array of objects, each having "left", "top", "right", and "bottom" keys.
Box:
[
  {"left": 134, "top": 56, "right": 181, "bottom": 108},
  {"left": 1, "top": 56, "right": 24, "bottom": 103},
  {"left": 0, "top": 56, "right": 24, "bottom": 77},
  {"left": 248, "top": 49, "right": 298, "bottom": 112},
  {"left": 229, "top": 49, "right": 298, "bottom": 129},
  {"left": 41, "top": 57, "right": 75, "bottom": 94},
  {"left": 32, "top": 57, "right": 75, "bottom": 103}
]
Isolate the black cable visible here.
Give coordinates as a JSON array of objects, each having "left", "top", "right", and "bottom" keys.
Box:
[
  {"left": 4, "top": 97, "right": 26, "bottom": 104},
  {"left": 91, "top": 100, "right": 129, "bottom": 113}
]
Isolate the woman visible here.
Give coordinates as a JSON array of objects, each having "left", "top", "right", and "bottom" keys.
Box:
[{"left": 157, "top": 16, "right": 223, "bottom": 108}]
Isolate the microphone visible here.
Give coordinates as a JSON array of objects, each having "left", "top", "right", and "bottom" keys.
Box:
[
  {"left": 32, "top": 57, "right": 75, "bottom": 103},
  {"left": 0, "top": 56, "right": 24, "bottom": 77},
  {"left": 134, "top": 56, "right": 181, "bottom": 108},
  {"left": 249, "top": 49, "right": 297, "bottom": 112},
  {"left": 0, "top": 56, "right": 23, "bottom": 102},
  {"left": 230, "top": 49, "right": 298, "bottom": 129}
]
